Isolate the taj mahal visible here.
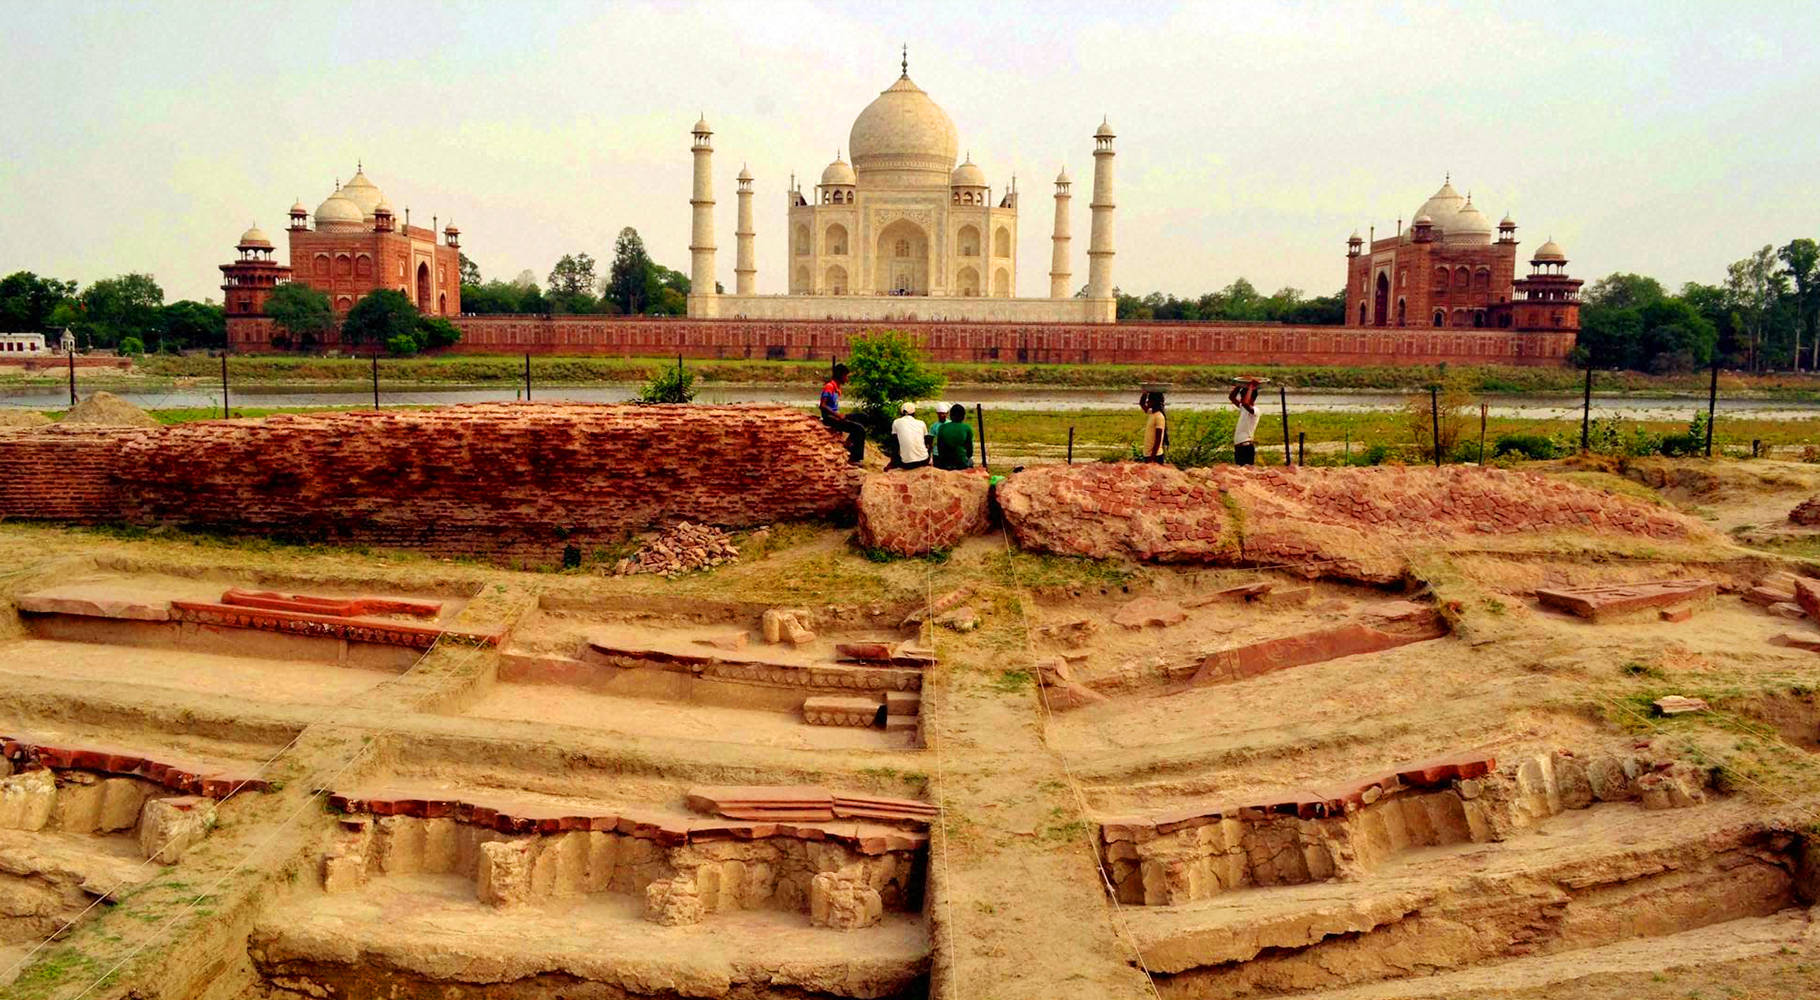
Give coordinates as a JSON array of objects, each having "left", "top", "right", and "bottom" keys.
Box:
[{"left": 685, "top": 51, "right": 1118, "bottom": 324}]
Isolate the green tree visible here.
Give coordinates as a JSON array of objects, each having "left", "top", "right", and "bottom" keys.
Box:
[
  {"left": 119, "top": 336, "right": 145, "bottom": 356},
  {"left": 636, "top": 362, "right": 698, "bottom": 403},
  {"left": 845, "top": 330, "right": 947, "bottom": 440},
  {"left": 548, "top": 253, "right": 598, "bottom": 297},
  {"left": 263, "top": 283, "right": 334, "bottom": 349},
  {"left": 1583, "top": 273, "right": 1667, "bottom": 311},
  {"left": 342, "top": 289, "right": 419, "bottom": 350},
  {"left": 1726, "top": 246, "right": 1786, "bottom": 371},
  {"left": 416, "top": 315, "right": 461, "bottom": 350},
  {"left": 1636, "top": 298, "right": 1716, "bottom": 373},
  {"left": 458, "top": 252, "right": 482, "bottom": 287},
  {"left": 0, "top": 271, "right": 77, "bottom": 331},
  {"left": 1778, "top": 238, "right": 1818, "bottom": 371},
  {"left": 76, "top": 273, "right": 163, "bottom": 348},
  {"left": 159, "top": 300, "right": 225, "bottom": 351},
  {"left": 608, "top": 228, "right": 655, "bottom": 314}
]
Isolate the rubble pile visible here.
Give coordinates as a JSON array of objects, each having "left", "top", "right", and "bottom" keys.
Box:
[{"left": 613, "top": 521, "right": 740, "bottom": 577}]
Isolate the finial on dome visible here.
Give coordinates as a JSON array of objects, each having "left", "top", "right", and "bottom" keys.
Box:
[
  {"left": 901, "top": 43, "right": 907, "bottom": 77},
  {"left": 357, "top": 159, "right": 362, "bottom": 172}
]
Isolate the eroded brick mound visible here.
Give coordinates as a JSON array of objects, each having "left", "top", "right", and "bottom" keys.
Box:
[
  {"left": 0, "top": 405, "right": 858, "bottom": 561},
  {"left": 1791, "top": 495, "right": 1820, "bottom": 526},
  {"left": 997, "top": 463, "right": 1235, "bottom": 563},
  {"left": 856, "top": 467, "right": 992, "bottom": 556},
  {"left": 1001, "top": 464, "right": 1705, "bottom": 582}
]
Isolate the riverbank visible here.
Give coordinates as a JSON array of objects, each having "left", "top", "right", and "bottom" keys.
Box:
[{"left": 5, "top": 354, "right": 1820, "bottom": 398}]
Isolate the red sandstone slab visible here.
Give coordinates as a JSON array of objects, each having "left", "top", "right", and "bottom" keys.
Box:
[
  {"left": 169, "top": 600, "right": 499, "bottom": 649},
  {"left": 1186, "top": 613, "right": 1447, "bottom": 688},
  {"left": 1772, "top": 633, "right": 1820, "bottom": 653},
  {"left": 835, "top": 642, "right": 896, "bottom": 663},
  {"left": 222, "top": 587, "right": 442, "bottom": 619},
  {"left": 1, "top": 734, "right": 270, "bottom": 798},
  {"left": 1534, "top": 579, "right": 1715, "bottom": 620},
  {"left": 1745, "top": 586, "right": 1796, "bottom": 607},
  {"left": 1794, "top": 579, "right": 1820, "bottom": 621},
  {"left": 18, "top": 585, "right": 171, "bottom": 621},
  {"left": 1183, "top": 583, "right": 1271, "bottom": 608}
]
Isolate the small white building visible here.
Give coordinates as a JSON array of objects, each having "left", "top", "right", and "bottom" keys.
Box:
[{"left": 0, "top": 332, "right": 48, "bottom": 356}]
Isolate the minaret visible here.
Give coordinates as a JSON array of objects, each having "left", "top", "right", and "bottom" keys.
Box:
[
  {"left": 1049, "top": 168, "right": 1072, "bottom": 298},
  {"left": 735, "top": 165, "right": 756, "bottom": 296},
  {"left": 688, "top": 115, "right": 718, "bottom": 316},
  {"left": 1086, "top": 118, "right": 1117, "bottom": 304}
]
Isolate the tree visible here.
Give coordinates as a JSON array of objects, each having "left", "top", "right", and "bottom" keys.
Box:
[
  {"left": 1726, "top": 246, "right": 1786, "bottom": 371},
  {"left": 845, "top": 330, "right": 947, "bottom": 440},
  {"left": 159, "top": 300, "right": 225, "bottom": 351},
  {"left": 341, "top": 289, "right": 419, "bottom": 350},
  {"left": 608, "top": 228, "right": 656, "bottom": 314},
  {"left": 547, "top": 253, "right": 598, "bottom": 297},
  {"left": 263, "top": 283, "right": 334, "bottom": 349},
  {"left": 1636, "top": 298, "right": 1716, "bottom": 373},
  {"left": 1778, "top": 238, "right": 1818, "bottom": 371},
  {"left": 76, "top": 273, "right": 163, "bottom": 349},
  {"left": 417, "top": 315, "right": 461, "bottom": 350},
  {"left": 0, "top": 271, "right": 77, "bottom": 331},
  {"left": 458, "top": 252, "right": 482, "bottom": 287},
  {"left": 1583, "top": 273, "right": 1667, "bottom": 311}
]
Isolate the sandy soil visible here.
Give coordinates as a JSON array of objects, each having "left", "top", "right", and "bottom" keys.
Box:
[
  {"left": 0, "top": 638, "right": 396, "bottom": 707},
  {"left": 465, "top": 680, "right": 913, "bottom": 751}
]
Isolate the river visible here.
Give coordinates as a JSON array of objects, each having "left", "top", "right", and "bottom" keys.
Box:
[{"left": 2, "top": 384, "right": 1817, "bottom": 421}]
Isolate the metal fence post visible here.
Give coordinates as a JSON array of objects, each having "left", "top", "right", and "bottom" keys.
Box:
[
  {"left": 1278, "top": 386, "right": 1291, "bottom": 465},
  {"left": 975, "top": 403, "right": 989, "bottom": 469},
  {"left": 1705, "top": 360, "right": 1719, "bottom": 457},
  {"left": 1430, "top": 386, "right": 1441, "bottom": 467},
  {"left": 221, "top": 354, "right": 229, "bottom": 419},
  {"left": 372, "top": 350, "right": 380, "bottom": 411},
  {"left": 1067, "top": 426, "right": 1074, "bottom": 465}
]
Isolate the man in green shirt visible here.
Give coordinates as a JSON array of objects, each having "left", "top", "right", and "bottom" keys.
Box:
[{"left": 933, "top": 403, "right": 974, "bottom": 470}]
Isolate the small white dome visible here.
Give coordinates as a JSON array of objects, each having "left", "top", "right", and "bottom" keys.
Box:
[
  {"left": 1055, "top": 167, "right": 1071, "bottom": 185},
  {"left": 314, "top": 192, "right": 363, "bottom": 227},
  {"left": 693, "top": 115, "right": 712, "bottom": 134},
  {"left": 1095, "top": 117, "right": 1116, "bottom": 138},
  {"left": 289, "top": 199, "right": 308, "bottom": 215},
  {"left": 1412, "top": 177, "right": 1465, "bottom": 233},
  {"left": 820, "top": 154, "right": 856, "bottom": 187},
  {"left": 1348, "top": 229, "right": 1362, "bottom": 241},
  {"left": 950, "top": 156, "right": 987, "bottom": 188},
  {"left": 443, "top": 219, "right": 459, "bottom": 234},
  {"left": 1534, "top": 239, "right": 1566, "bottom": 262},
  {"left": 374, "top": 198, "right": 393, "bottom": 216},
  {"left": 737, "top": 165, "right": 753, "bottom": 181},
  {"left": 238, "top": 224, "right": 271, "bottom": 247},
  {"left": 1413, "top": 214, "right": 1434, "bottom": 226},
  {"left": 1499, "top": 213, "right": 1516, "bottom": 228}
]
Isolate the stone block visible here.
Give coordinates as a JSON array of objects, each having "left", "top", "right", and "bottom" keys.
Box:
[
  {"left": 802, "top": 696, "right": 881, "bottom": 727},
  {"left": 1535, "top": 579, "right": 1716, "bottom": 620},
  {"left": 139, "top": 796, "right": 215, "bottom": 862},
  {"left": 1112, "top": 598, "right": 1188, "bottom": 630},
  {"left": 884, "top": 691, "right": 921, "bottom": 717},
  {"left": 645, "top": 878, "right": 705, "bottom": 925},
  {"left": 1586, "top": 755, "right": 1633, "bottom": 802},
  {"left": 374, "top": 815, "right": 425, "bottom": 875},
  {"left": 53, "top": 778, "right": 104, "bottom": 833},
  {"left": 809, "top": 871, "right": 883, "bottom": 930},
  {"left": 1654, "top": 695, "right": 1709, "bottom": 715},
  {"left": 0, "top": 769, "right": 56, "bottom": 831},
  {"left": 1553, "top": 754, "right": 1594, "bottom": 810},
  {"left": 1768, "top": 602, "right": 1808, "bottom": 620},
  {"left": 1795, "top": 579, "right": 1820, "bottom": 621},
  {"left": 322, "top": 852, "right": 367, "bottom": 894},
  {"left": 17, "top": 585, "right": 171, "bottom": 621},
  {"left": 476, "top": 839, "right": 533, "bottom": 907},
  {"left": 695, "top": 633, "right": 749, "bottom": 652}
]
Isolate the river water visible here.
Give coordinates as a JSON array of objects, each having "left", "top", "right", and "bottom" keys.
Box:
[{"left": 2, "top": 384, "right": 1817, "bottom": 421}]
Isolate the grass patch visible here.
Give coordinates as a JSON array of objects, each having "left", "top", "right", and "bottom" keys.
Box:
[{"left": 993, "top": 668, "right": 1033, "bottom": 693}]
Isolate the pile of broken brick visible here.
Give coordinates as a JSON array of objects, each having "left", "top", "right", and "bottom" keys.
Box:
[
  {"left": 613, "top": 520, "right": 742, "bottom": 577},
  {"left": 1745, "top": 570, "right": 1820, "bottom": 653}
]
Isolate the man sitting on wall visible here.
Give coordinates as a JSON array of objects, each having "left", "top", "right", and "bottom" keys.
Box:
[
  {"left": 820, "top": 364, "right": 865, "bottom": 464},
  {"left": 889, "top": 402, "right": 931, "bottom": 470},
  {"left": 933, "top": 403, "right": 974, "bottom": 470}
]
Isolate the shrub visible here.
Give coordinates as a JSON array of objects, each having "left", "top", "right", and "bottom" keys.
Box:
[
  {"left": 385, "top": 332, "right": 421, "bottom": 356},
  {"left": 1493, "top": 434, "right": 1559, "bottom": 460},
  {"left": 1165, "top": 410, "right": 1237, "bottom": 468},
  {"left": 846, "top": 330, "right": 946, "bottom": 440},
  {"left": 636, "top": 362, "right": 698, "bottom": 403},
  {"left": 1403, "top": 379, "right": 1476, "bottom": 462},
  {"left": 416, "top": 316, "right": 461, "bottom": 350},
  {"left": 118, "top": 336, "right": 145, "bottom": 356},
  {"left": 1347, "top": 442, "right": 1394, "bottom": 466}
]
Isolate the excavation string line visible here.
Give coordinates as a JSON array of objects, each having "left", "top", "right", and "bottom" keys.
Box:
[
  {"left": 919, "top": 497, "right": 968, "bottom": 1000},
  {"left": 51, "top": 594, "right": 496, "bottom": 1000},
  {"left": 0, "top": 609, "right": 476, "bottom": 985},
  {"left": 993, "top": 528, "right": 1166, "bottom": 1000}
]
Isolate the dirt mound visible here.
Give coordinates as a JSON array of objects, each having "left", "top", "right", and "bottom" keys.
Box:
[
  {"left": 1791, "top": 495, "right": 1820, "bottom": 526},
  {"left": 612, "top": 521, "right": 739, "bottom": 577},
  {"left": 856, "top": 467, "right": 992, "bottom": 556},
  {"left": 61, "top": 390, "right": 159, "bottom": 427},
  {"left": 0, "top": 409, "right": 52, "bottom": 427},
  {"left": 1000, "top": 464, "right": 1712, "bottom": 583}
]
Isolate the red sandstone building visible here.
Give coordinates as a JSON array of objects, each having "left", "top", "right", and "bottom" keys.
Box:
[
  {"left": 1344, "top": 178, "right": 1580, "bottom": 333},
  {"left": 221, "top": 166, "right": 461, "bottom": 325}
]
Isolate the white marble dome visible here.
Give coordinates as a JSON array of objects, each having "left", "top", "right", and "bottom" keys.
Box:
[
  {"left": 338, "top": 168, "right": 385, "bottom": 220},
  {"left": 848, "top": 73, "right": 958, "bottom": 181},
  {"left": 950, "top": 156, "right": 987, "bottom": 188},
  {"left": 314, "top": 192, "right": 363, "bottom": 227},
  {"left": 1445, "top": 198, "right": 1494, "bottom": 244},
  {"left": 1534, "top": 239, "right": 1567, "bottom": 262},
  {"left": 1412, "top": 178, "right": 1466, "bottom": 234},
  {"left": 237, "top": 224, "right": 271, "bottom": 247}
]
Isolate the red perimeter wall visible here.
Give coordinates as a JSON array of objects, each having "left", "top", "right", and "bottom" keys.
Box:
[
  {"left": 0, "top": 405, "right": 858, "bottom": 562},
  {"left": 227, "top": 315, "right": 1577, "bottom": 366}
]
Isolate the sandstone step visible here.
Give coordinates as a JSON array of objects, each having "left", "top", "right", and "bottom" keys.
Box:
[
  {"left": 884, "top": 691, "right": 920, "bottom": 717},
  {"left": 884, "top": 715, "right": 918, "bottom": 733},
  {"left": 801, "top": 696, "right": 883, "bottom": 727}
]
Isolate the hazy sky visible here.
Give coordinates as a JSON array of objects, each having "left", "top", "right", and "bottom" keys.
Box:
[{"left": 4, "top": 0, "right": 1817, "bottom": 305}]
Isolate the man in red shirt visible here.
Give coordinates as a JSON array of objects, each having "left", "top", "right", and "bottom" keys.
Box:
[{"left": 820, "top": 363, "right": 865, "bottom": 464}]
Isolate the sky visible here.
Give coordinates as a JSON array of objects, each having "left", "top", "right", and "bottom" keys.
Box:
[{"left": 3, "top": 0, "right": 1817, "bottom": 306}]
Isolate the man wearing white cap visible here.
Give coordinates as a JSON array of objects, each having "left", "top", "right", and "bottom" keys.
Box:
[{"left": 890, "top": 401, "right": 932, "bottom": 470}]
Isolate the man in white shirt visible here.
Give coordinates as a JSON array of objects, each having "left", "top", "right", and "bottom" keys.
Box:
[
  {"left": 890, "top": 402, "right": 931, "bottom": 470},
  {"left": 1229, "top": 379, "right": 1262, "bottom": 466}
]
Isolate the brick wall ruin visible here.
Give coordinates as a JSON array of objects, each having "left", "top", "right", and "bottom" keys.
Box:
[
  {"left": 0, "top": 404, "right": 858, "bottom": 562},
  {"left": 226, "top": 315, "right": 1578, "bottom": 367}
]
